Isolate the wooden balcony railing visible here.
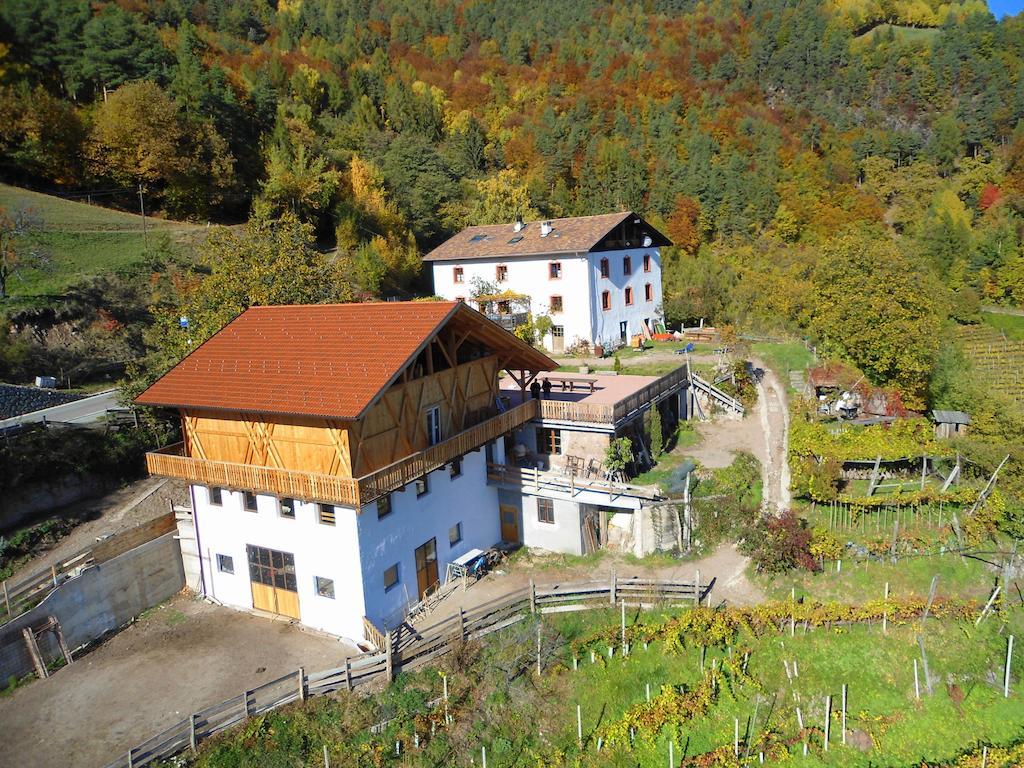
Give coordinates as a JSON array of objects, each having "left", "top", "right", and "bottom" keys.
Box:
[
  {"left": 486, "top": 463, "right": 662, "bottom": 501},
  {"left": 534, "top": 365, "right": 690, "bottom": 426},
  {"left": 611, "top": 364, "right": 689, "bottom": 423},
  {"left": 145, "top": 399, "right": 541, "bottom": 509}
]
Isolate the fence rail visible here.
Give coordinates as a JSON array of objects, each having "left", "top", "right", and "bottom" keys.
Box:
[
  {"left": 486, "top": 463, "right": 662, "bottom": 501},
  {"left": 1, "top": 512, "right": 176, "bottom": 625},
  {"left": 102, "top": 574, "right": 711, "bottom": 768}
]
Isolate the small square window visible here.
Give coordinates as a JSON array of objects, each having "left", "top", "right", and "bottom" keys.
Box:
[
  {"left": 318, "top": 503, "right": 336, "bottom": 525},
  {"left": 279, "top": 498, "right": 297, "bottom": 519},
  {"left": 377, "top": 494, "right": 392, "bottom": 520},
  {"left": 315, "top": 576, "right": 335, "bottom": 599},
  {"left": 449, "top": 522, "right": 463, "bottom": 546},
  {"left": 549, "top": 262, "right": 562, "bottom": 279},
  {"left": 209, "top": 487, "right": 223, "bottom": 506},
  {"left": 537, "top": 498, "right": 555, "bottom": 524},
  {"left": 496, "top": 264, "right": 508, "bottom": 282},
  {"left": 643, "top": 254, "right": 652, "bottom": 272},
  {"left": 384, "top": 563, "right": 400, "bottom": 591},
  {"left": 217, "top": 554, "right": 234, "bottom": 574},
  {"left": 415, "top": 476, "right": 429, "bottom": 497},
  {"left": 453, "top": 266, "right": 464, "bottom": 283},
  {"left": 449, "top": 458, "right": 462, "bottom": 479},
  {"left": 625, "top": 287, "right": 634, "bottom": 306},
  {"left": 623, "top": 256, "right": 632, "bottom": 275},
  {"left": 550, "top": 295, "right": 563, "bottom": 313}
]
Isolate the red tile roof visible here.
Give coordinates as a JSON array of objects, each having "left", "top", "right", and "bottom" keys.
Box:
[{"left": 135, "top": 301, "right": 554, "bottom": 419}]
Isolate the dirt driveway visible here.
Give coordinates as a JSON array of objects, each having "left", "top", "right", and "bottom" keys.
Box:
[{"left": 0, "top": 595, "right": 359, "bottom": 768}]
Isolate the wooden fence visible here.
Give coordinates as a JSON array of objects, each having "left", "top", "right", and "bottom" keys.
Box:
[
  {"left": 1, "top": 512, "right": 177, "bottom": 625},
  {"left": 101, "top": 575, "right": 711, "bottom": 768}
]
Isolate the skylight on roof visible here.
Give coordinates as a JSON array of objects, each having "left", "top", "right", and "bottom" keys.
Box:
[
  {"left": 470, "top": 233, "right": 488, "bottom": 242},
  {"left": 508, "top": 236, "right": 524, "bottom": 244}
]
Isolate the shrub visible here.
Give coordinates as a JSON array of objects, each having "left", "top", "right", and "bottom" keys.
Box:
[
  {"left": 742, "top": 510, "right": 818, "bottom": 573},
  {"left": 649, "top": 405, "right": 663, "bottom": 457},
  {"left": 809, "top": 527, "right": 843, "bottom": 561},
  {"left": 792, "top": 456, "right": 842, "bottom": 501}
]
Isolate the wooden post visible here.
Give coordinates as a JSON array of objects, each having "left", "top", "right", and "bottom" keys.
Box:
[
  {"left": 482, "top": 745, "right": 487, "bottom": 768},
  {"left": 459, "top": 608, "right": 466, "bottom": 639},
  {"left": 324, "top": 745, "right": 330, "bottom": 768},
  {"left": 841, "top": 684, "right": 847, "bottom": 745},
  {"left": 577, "top": 704, "right": 583, "bottom": 747},
  {"left": 298, "top": 667, "right": 306, "bottom": 701},
  {"left": 922, "top": 576, "right": 939, "bottom": 621},
  {"left": 344, "top": 659, "right": 352, "bottom": 691},
  {"left": 914, "top": 658, "right": 920, "bottom": 700},
  {"left": 823, "top": 695, "right": 831, "bottom": 751},
  {"left": 189, "top": 713, "right": 198, "bottom": 753},
  {"left": 883, "top": 582, "right": 889, "bottom": 634},
  {"left": 2, "top": 580, "right": 10, "bottom": 617},
  {"left": 243, "top": 690, "right": 251, "bottom": 717},
  {"left": 620, "top": 599, "right": 626, "bottom": 648},
  {"left": 694, "top": 569, "right": 701, "bottom": 607},
  {"left": 385, "top": 634, "right": 394, "bottom": 682},
  {"left": 669, "top": 740, "right": 674, "bottom": 767},
  {"left": 918, "top": 636, "right": 933, "bottom": 695},
  {"left": 51, "top": 564, "right": 58, "bottom": 587},
  {"left": 1005, "top": 635, "right": 1015, "bottom": 698},
  {"left": 610, "top": 569, "right": 617, "bottom": 605},
  {"left": 127, "top": 749, "right": 134, "bottom": 768},
  {"left": 536, "top": 620, "right": 542, "bottom": 675},
  {"left": 529, "top": 579, "right": 536, "bottom": 614}
]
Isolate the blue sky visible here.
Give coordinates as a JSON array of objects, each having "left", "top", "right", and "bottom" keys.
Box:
[{"left": 989, "top": 0, "right": 1024, "bottom": 17}]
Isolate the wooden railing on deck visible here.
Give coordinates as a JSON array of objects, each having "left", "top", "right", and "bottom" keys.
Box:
[
  {"left": 486, "top": 463, "right": 662, "bottom": 501},
  {"left": 539, "top": 399, "right": 615, "bottom": 423},
  {"left": 146, "top": 399, "right": 541, "bottom": 508},
  {"left": 611, "top": 364, "right": 689, "bottom": 423}
]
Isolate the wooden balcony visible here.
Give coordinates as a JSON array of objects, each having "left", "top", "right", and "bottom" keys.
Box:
[
  {"left": 486, "top": 463, "right": 662, "bottom": 502},
  {"left": 146, "top": 399, "right": 541, "bottom": 508}
]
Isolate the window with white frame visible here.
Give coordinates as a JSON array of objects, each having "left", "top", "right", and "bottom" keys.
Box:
[{"left": 537, "top": 498, "right": 555, "bottom": 524}]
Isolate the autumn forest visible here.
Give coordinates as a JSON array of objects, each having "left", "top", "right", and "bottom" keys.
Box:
[{"left": 1, "top": 0, "right": 1024, "bottom": 412}]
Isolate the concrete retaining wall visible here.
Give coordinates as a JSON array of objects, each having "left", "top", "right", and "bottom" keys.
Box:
[{"left": 0, "top": 532, "right": 184, "bottom": 682}]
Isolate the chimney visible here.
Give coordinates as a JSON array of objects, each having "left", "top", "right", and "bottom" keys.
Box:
[
  {"left": 540, "top": 221, "right": 552, "bottom": 237},
  {"left": 513, "top": 218, "right": 524, "bottom": 232}
]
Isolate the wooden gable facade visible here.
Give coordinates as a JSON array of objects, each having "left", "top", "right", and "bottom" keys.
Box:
[{"left": 174, "top": 305, "right": 552, "bottom": 482}]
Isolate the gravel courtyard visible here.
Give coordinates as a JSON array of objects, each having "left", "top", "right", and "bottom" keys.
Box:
[{"left": 0, "top": 595, "right": 359, "bottom": 768}]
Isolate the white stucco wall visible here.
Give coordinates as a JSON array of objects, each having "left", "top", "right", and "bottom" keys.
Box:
[
  {"left": 430, "top": 247, "right": 662, "bottom": 351},
  {"left": 357, "top": 445, "right": 501, "bottom": 630},
  {"left": 430, "top": 253, "right": 591, "bottom": 351},
  {"left": 521, "top": 494, "right": 584, "bottom": 555},
  {"left": 587, "top": 248, "right": 663, "bottom": 347},
  {"left": 192, "top": 485, "right": 366, "bottom": 641}
]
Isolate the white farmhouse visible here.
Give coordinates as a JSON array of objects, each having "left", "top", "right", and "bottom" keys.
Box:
[{"left": 425, "top": 211, "right": 671, "bottom": 353}]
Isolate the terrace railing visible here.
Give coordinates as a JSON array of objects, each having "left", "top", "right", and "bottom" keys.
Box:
[{"left": 611, "top": 364, "right": 690, "bottom": 423}]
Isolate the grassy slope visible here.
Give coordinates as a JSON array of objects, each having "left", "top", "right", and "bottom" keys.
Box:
[
  {"left": 179, "top": 605, "right": 1024, "bottom": 768},
  {"left": 982, "top": 310, "right": 1024, "bottom": 341},
  {"left": 0, "top": 184, "right": 200, "bottom": 301}
]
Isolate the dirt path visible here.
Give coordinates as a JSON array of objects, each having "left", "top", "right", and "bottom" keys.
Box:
[
  {"left": 753, "top": 359, "right": 791, "bottom": 512},
  {"left": 8, "top": 478, "right": 189, "bottom": 585},
  {"left": 0, "top": 596, "right": 357, "bottom": 768}
]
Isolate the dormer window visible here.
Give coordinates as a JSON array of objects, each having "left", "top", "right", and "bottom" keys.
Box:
[
  {"left": 600, "top": 258, "right": 610, "bottom": 279},
  {"left": 496, "top": 264, "right": 508, "bottom": 282},
  {"left": 453, "top": 266, "right": 464, "bottom": 283}
]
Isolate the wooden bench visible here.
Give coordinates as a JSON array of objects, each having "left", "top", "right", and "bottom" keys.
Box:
[{"left": 541, "top": 376, "right": 597, "bottom": 393}]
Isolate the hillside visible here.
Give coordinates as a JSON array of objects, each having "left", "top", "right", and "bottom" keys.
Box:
[{"left": 0, "top": 184, "right": 200, "bottom": 303}]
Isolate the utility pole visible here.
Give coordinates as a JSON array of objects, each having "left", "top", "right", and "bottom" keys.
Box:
[{"left": 138, "top": 184, "right": 148, "bottom": 254}]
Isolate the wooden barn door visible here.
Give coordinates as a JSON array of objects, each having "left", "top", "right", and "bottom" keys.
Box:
[
  {"left": 247, "top": 545, "right": 300, "bottom": 620},
  {"left": 499, "top": 504, "right": 520, "bottom": 543},
  {"left": 414, "top": 538, "right": 439, "bottom": 599}
]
